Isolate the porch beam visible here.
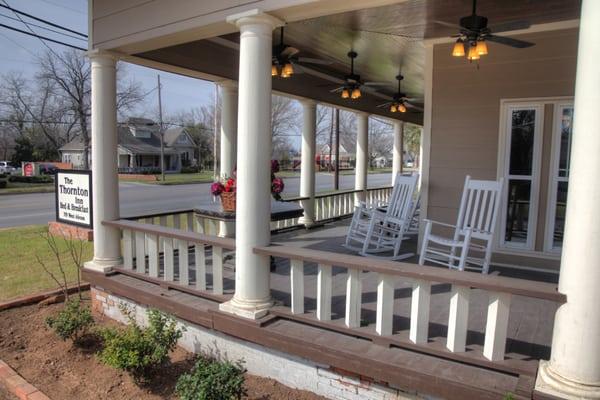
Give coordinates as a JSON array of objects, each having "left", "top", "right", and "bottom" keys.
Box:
[
  {"left": 355, "top": 112, "right": 369, "bottom": 204},
  {"left": 536, "top": 0, "right": 600, "bottom": 397},
  {"left": 84, "top": 50, "right": 122, "bottom": 273},
  {"left": 218, "top": 9, "right": 283, "bottom": 319},
  {"left": 299, "top": 99, "right": 317, "bottom": 227}
]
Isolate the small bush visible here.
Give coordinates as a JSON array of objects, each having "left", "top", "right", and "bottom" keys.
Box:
[
  {"left": 180, "top": 166, "right": 198, "bottom": 174},
  {"left": 46, "top": 299, "right": 94, "bottom": 341},
  {"left": 98, "top": 308, "right": 183, "bottom": 381},
  {"left": 9, "top": 175, "right": 53, "bottom": 184},
  {"left": 176, "top": 356, "right": 246, "bottom": 400}
]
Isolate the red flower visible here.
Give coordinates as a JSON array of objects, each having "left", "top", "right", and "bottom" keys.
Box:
[
  {"left": 210, "top": 182, "right": 225, "bottom": 196},
  {"left": 271, "top": 177, "right": 284, "bottom": 194}
]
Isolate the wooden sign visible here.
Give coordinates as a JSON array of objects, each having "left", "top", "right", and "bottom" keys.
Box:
[{"left": 55, "top": 170, "right": 93, "bottom": 229}]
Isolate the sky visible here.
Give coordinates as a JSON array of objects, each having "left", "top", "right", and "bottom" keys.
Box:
[{"left": 0, "top": 0, "right": 215, "bottom": 118}]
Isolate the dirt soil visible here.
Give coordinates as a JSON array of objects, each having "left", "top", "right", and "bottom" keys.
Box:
[{"left": 0, "top": 296, "right": 326, "bottom": 400}]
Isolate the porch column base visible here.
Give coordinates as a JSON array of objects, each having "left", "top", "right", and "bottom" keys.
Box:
[
  {"left": 83, "top": 257, "right": 122, "bottom": 274},
  {"left": 219, "top": 297, "right": 273, "bottom": 320},
  {"left": 298, "top": 215, "right": 316, "bottom": 228},
  {"left": 536, "top": 360, "right": 600, "bottom": 399}
]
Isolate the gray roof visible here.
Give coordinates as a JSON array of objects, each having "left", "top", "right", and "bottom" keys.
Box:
[{"left": 163, "top": 126, "right": 196, "bottom": 147}]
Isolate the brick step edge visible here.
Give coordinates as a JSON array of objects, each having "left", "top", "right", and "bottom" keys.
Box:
[
  {"left": 0, "top": 284, "right": 90, "bottom": 312},
  {"left": 0, "top": 360, "right": 51, "bottom": 400}
]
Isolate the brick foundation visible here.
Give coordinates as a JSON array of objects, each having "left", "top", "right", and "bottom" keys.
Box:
[
  {"left": 48, "top": 221, "right": 93, "bottom": 241},
  {"left": 91, "top": 286, "right": 422, "bottom": 400},
  {"left": 118, "top": 174, "right": 157, "bottom": 182}
]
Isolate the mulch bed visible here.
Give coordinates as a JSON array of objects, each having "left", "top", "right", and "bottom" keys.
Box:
[{"left": 0, "top": 295, "right": 325, "bottom": 400}]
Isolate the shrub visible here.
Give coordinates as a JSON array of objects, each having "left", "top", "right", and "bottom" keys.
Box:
[
  {"left": 98, "top": 308, "right": 183, "bottom": 381},
  {"left": 180, "top": 166, "right": 197, "bottom": 174},
  {"left": 9, "top": 175, "right": 54, "bottom": 184},
  {"left": 46, "top": 299, "right": 94, "bottom": 341},
  {"left": 176, "top": 356, "right": 245, "bottom": 400}
]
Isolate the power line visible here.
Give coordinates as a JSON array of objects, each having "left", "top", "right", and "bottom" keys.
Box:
[
  {"left": 0, "top": 22, "right": 86, "bottom": 51},
  {"left": 0, "top": 2, "right": 87, "bottom": 38},
  {"left": 0, "top": 12, "right": 86, "bottom": 42}
]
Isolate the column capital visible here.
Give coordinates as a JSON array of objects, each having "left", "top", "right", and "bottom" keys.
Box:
[
  {"left": 299, "top": 98, "right": 317, "bottom": 108},
  {"left": 356, "top": 111, "right": 370, "bottom": 119},
  {"left": 216, "top": 79, "right": 238, "bottom": 90},
  {"left": 86, "top": 49, "right": 118, "bottom": 65},
  {"left": 226, "top": 9, "right": 284, "bottom": 30}
]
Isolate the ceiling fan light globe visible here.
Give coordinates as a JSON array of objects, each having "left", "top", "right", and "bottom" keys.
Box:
[
  {"left": 452, "top": 39, "right": 465, "bottom": 57},
  {"left": 282, "top": 62, "right": 294, "bottom": 77},
  {"left": 271, "top": 64, "right": 278, "bottom": 76},
  {"left": 476, "top": 40, "right": 488, "bottom": 56},
  {"left": 467, "top": 46, "right": 480, "bottom": 60},
  {"left": 390, "top": 104, "right": 397, "bottom": 113},
  {"left": 351, "top": 87, "right": 361, "bottom": 99},
  {"left": 341, "top": 88, "right": 350, "bottom": 99},
  {"left": 398, "top": 104, "right": 407, "bottom": 113}
]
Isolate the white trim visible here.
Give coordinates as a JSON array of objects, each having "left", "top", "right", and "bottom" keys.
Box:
[
  {"left": 424, "top": 19, "right": 580, "bottom": 46},
  {"left": 544, "top": 101, "right": 574, "bottom": 253},
  {"left": 417, "top": 43, "right": 433, "bottom": 251},
  {"left": 497, "top": 102, "right": 544, "bottom": 251}
]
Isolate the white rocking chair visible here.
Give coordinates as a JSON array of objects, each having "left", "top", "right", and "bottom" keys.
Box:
[
  {"left": 419, "top": 175, "right": 504, "bottom": 274},
  {"left": 345, "top": 173, "right": 419, "bottom": 260}
]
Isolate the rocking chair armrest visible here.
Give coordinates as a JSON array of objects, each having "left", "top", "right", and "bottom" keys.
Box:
[{"left": 423, "top": 219, "right": 461, "bottom": 229}]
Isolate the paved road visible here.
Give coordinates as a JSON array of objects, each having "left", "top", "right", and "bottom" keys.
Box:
[{"left": 0, "top": 173, "right": 392, "bottom": 228}]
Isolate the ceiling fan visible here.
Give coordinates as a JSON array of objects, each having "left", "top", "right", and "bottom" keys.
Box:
[
  {"left": 436, "top": 0, "right": 535, "bottom": 61},
  {"left": 377, "top": 75, "right": 423, "bottom": 113},
  {"left": 272, "top": 26, "right": 333, "bottom": 78},
  {"left": 328, "top": 51, "right": 388, "bottom": 100}
]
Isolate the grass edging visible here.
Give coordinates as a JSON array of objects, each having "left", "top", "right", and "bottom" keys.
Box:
[
  {"left": 0, "top": 359, "right": 51, "bottom": 400},
  {"left": 0, "top": 283, "right": 90, "bottom": 312}
]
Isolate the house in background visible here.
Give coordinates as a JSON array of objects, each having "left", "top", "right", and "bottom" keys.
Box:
[
  {"left": 316, "top": 137, "right": 355, "bottom": 170},
  {"left": 59, "top": 118, "right": 197, "bottom": 172}
]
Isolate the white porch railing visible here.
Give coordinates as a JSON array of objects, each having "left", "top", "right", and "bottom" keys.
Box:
[
  {"left": 103, "top": 219, "right": 235, "bottom": 298},
  {"left": 253, "top": 245, "right": 565, "bottom": 368}
]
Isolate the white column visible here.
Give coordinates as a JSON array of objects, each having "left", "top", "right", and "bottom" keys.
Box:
[
  {"left": 355, "top": 112, "right": 369, "bottom": 204},
  {"left": 299, "top": 99, "right": 316, "bottom": 227},
  {"left": 219, "top": 80, "right": 238, "bottom": 178},
  {"left": 219, "top": 10, "right": 282, "bottom": 319},
  {"left": 84, "top": 50, "right": 122, "bottom": 273},
  {"left": 392, "top": 121, "right": 404, "bottom": 185},
  {"left": 218, "top": 81, "right": 238, "bottom": 238},
  {"left": 536, "top": 1, "right": 600, "bottom": 398}
]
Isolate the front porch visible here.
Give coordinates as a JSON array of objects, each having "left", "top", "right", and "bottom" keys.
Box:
[{"left": 84, "top": 212, "right": 561, "bottom": 399}]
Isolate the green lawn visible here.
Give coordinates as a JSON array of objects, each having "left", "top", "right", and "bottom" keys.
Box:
[
  {"left": 0, "top": 225, "right": 93, "bottom": 301},
  {"left": 0, "top": 181, "right": 55, "bottom": 195},
  {"left": 120, "top": 171, "right": 215, "bottom": 185}
]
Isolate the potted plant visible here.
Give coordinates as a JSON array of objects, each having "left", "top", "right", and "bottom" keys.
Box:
[{"left": 211, "top": 161, "right": 285, "bottom": 212}]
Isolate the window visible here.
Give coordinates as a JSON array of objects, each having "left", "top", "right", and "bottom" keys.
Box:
[
  {"left": 499, "top": 104, "right": 543, "bottom": 251},
  {"left": 545, "top": 103, "right": 574, "bottom": 252}
]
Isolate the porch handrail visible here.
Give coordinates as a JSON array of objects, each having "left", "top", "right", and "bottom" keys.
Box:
[
  {"left": 122, "top": 208, "right": 194, "bottom": 221},
  {"left": 283, "top": 185, "right": 394, "bottom": 202},
  {"left": 254, "top": 244, "right": 564, "bottom": 365},
  {"left": 254, "top": 245, "right": 564, "bottom": 302}
]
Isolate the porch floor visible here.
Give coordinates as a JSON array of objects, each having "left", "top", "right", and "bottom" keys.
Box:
[{"left": 85, "top": 218, "right": 560, "bottom": 400}]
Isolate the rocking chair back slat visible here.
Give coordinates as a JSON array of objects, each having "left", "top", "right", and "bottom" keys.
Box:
[{"left": 457, "top": 177, "right": 504, "bottom": 241}]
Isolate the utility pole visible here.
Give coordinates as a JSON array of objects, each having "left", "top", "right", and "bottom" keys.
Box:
[
  {"left": 334, "top": 108, "right": 340, "bottom": 190},
  {"left": 157, "top": 74, "right": 165, "bottom": 182},
  {"left": 328, "top": 107, "right": 334, "bottom": 173},
  {"left": 213, "top": 84, "right": 219, "bottom": 179}
]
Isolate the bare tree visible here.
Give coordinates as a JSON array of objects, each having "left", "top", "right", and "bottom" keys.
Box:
[
  {"left": 38, "top": 49, "right": 145, "bottom": 169},
  {"left": 403, "top": 123, "right": 422, "bottom": 167},
  {"left": 369, "top": 118, "right": 394, "bottom": 167},
  {"left": 271, "top": 95, "right": 299, "bottom": 159}
]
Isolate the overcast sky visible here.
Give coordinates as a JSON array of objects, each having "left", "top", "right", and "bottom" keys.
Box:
[{"left": 0, "top": 0, "right": 215, "bottom": 118}]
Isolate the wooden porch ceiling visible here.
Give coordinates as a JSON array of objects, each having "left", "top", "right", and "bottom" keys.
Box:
[{"left": 134, "top": 0, "right": 580, "bottom": 124}]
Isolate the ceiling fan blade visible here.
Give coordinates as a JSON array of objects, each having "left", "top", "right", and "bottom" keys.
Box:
[
  {"left": 377, "top": 102, "right": 392, "bottom": 108},
  {"left": 405, "top": 102, "right": 424, "bottom": 111},
  {"left": 296, "top": 57, "right": 333, "bottom": 65},
  {"left": 364, "top": 82, "right": 389, "bottom": 86},
  {"left": 403, "top": 97, "right": 423, "bottom": 102},
  {"left": 488, "top": 20, "right": 531, "bottom": 33},
  {"left": 434, "top": 20, "right": 462, "bottom": 30},
  {"left": 329, "top": 87, "right": 344, "bottom": 93},
  {"left": 281, "top": 46, "right": 300, "bottom": 58},
  {"left": 485, "top": 34, "right": 535, "bottom": 48}
]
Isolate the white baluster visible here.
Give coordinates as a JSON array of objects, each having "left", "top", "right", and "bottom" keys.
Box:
[
  {"left": 409, "top": 279, "right": 431, "bottom": 344},
  {"left": 290, "top": 259, "right": 304, "bottom": 314},
  {"left": 147, "top": 234, "right": 159, "bottom": 278},
  {"left": 447, "top": 285, "right": 470, "bottom": 352},
  {"left": 195, "top": 243, "right": 206, "bottom": 290},
  {"left": 376, "top": 273, "right": 394, "bottom": 335},
  {"left": 345, "top": 268, "right": 362, "bottom": 328},
  {"left": 317, "top": 263, "right": 332, "bottom": 321},
  {"left": 483, "top": 292, "right": 511, "bottom": 361},
  {"left": 172, "top": 214, "right": 180, "bottom": 248},
  {"left": 158, "top": 216, "right": 167, "bottom": 252},
  {"left": 123, "top": 229, "right": 134, "bottom": 269},
  {"left": 212, "top": 246, "right": 224, "bottom": 294},
  {"left": 135, "top": 231, "right": 145, "bottom": 273},
  {"left": 178, "top": 240, "right": 189, "bottom": 285},
  {"left": 164, "top": 237, "right": 174, "bottom": 281}
]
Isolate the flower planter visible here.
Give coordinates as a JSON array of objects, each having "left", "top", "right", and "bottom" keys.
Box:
[{"left": 221, "top": 191, "right": 236, "bottom": 212}]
